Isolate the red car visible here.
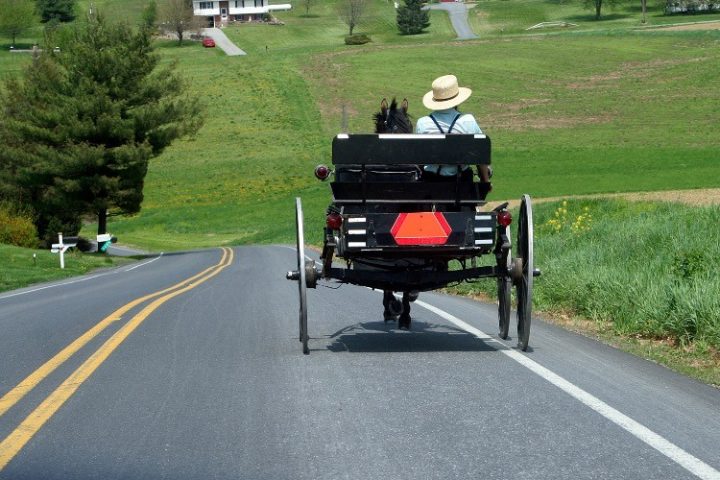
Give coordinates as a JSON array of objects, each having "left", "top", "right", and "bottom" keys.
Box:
[{"left": 202, "top": 37, "right": 216, "bottom": 48}]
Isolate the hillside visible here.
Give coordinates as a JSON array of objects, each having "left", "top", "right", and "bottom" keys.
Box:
[{"left": 1, "top": 0, "right": 719, "bottom": 251}]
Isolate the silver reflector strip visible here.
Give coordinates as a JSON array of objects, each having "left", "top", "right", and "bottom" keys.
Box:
[
  {"left": 474, "top": 227, "right": 492, "bottom": 233},
  {"left": 348, "top": 242, "right": 367, "bottom": 248},
  {"left": 337, "top": 133, "right": 349, "bottom": 139},
  {"left": 348, "top": 217, "right": 366, "bottom": 223},
  {"left": 474, "top": 134, "right": 487, "bottom": 139},
  {"left": 475, "top": 215, "right": 492, "bottom": 221},
  {"left": 347, "top": 229, "right": 366, "bottom": 235},
  {"left": 475, "top": 239, "right": 493, "bottom": 245},
  {"left": 378, "top": 134, "right": 445, "bottom": 140}
]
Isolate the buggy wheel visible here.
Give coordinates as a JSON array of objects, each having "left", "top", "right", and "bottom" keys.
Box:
[
  {"left": 497, "top": 274, "right": 511, "bottom": 340},
  {"left": 295, "top": 197, "right": 309, "bottom": 355},
  {"left": 515, "top": 195, "right": 534, "bottom": 351}
]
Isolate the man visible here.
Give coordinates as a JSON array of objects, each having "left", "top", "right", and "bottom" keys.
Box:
[{"left": 416, "top": 74, "right": 491, "bottom": 184}]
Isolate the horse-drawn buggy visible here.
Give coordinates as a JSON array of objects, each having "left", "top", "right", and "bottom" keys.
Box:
[{"left": 286, "top": 130, "right": 538, "bottom": 355}]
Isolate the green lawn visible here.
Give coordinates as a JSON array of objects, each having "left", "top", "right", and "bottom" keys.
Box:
[
  {"left": 0, "top": 244, "right": 133, "bottom": 293},
  {"left": 93, "top": 26, "right": 720, "bottom": 251}
]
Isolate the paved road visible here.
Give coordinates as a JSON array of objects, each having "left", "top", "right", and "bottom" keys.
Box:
[
  {"left": 1, "top": 246, "right": 719, "bottom": 479},
  {"left": 425, "top": 2, "right": 478, "bottom": 40},
  {"left": 202, "top": 28, "right": 247, "bottom": 56}
]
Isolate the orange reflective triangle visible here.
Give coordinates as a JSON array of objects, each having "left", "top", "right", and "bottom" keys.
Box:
[{"left": 390, "top": 212, "right": 451, "bottom": 245}]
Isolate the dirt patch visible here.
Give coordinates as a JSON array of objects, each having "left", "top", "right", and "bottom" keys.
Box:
[
  {"left": 565, "top": 57, "right": 707, "bottom": 90},
  {"left": 646, "top": 20, "right": 720, "bottom": 31},
  {"left": 487, "top": 188, "right": 720, "bottom": 210}
]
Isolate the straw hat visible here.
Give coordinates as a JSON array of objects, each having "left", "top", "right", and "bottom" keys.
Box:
[{"left": 422, "top": 75, "right": 472, "bottom": 110}]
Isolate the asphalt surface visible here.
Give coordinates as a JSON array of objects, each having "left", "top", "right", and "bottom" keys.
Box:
[
  {"left": 0, "top": 246, "right": 718, "bottom": 479},
  {"left": 425, "top": 2, "right": 478, "bottom": 40},
  {"left": 202, "top": 28, "right": 247, "bottom": 56}
]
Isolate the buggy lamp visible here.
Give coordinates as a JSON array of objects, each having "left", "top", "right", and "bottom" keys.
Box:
[
  {"left": 497, "top": 210, "right": 512, "bottom": 227},
  {"left": 326, "top": 212, "right": 343, "bottom": 230},
  {"left": 314, "top": 164, "right": 331, "bottom": 181}
]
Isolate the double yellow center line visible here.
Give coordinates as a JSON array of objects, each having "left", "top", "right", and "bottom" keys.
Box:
[{"left": 0, "top": 247, "right": 234, "bottom": 471}]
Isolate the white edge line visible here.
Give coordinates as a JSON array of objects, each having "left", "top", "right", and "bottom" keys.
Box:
[
  {"left": 413, "top": 298, "right": 720, "bottom": 480},
  {"left": 278, "top": 245, "right": 322, "bottom": 268},
  {"left": 124, "top": 253, "right": 163, "bottom": 272}
]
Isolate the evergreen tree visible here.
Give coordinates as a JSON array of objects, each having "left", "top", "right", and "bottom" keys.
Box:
[
  {"left": 141, "top": 0, "right": 158, "bottom": 33},
  {"left": 0, "top": 14, "right": 204, "bottom": 244},
  {"left": 36, "top": 0, "right": 76, "bottom": 23},
  {"left": 396, "top": 0, "right": 430, "bottom": 35}
]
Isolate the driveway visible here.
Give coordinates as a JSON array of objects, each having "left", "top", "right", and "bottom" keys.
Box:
[
  {"left": 425, "top": 2, "right": 478, "bottom": 40},
  {"left": 202, "top": 28, "right": 247, "bottom": 56}
]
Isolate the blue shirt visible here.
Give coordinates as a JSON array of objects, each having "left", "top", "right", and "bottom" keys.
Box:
[{"left": 416, "top": 108, "right": 484, "bottom": 176}]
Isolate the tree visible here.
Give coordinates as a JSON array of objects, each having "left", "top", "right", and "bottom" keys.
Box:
[
  {"left": 338, "top": 0, "right": 367, "bottom": 36},
  {"left": 141, "top": 0, "right": 158, "bottom": 33},
  {"left": 159, "top": 0, "right": 200, "bottom": 45},
  {"left": 0, "top": 0, "right": 37, "bottom": 47},
  {"left": 301, "top": 0, "right": 315, "bottom": 15},
  {"left": 640, "top": 0, "right": 647, "bottom": 23},
  {"left": 36, "top": 0, "right": 76, "bottom": 23},
  {"left": 0, "top": 13, "right": 204, "bottom": 243},
  {"left": 583, "top": 0, "right": 623, "bottom": 20},
  {"left": 396, "top": 0, "right": 429, "bottom": 35}
]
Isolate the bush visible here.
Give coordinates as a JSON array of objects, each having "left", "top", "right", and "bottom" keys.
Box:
[
  {"left": 345, "top": 34, "right": 371, "bottom": 45},
  {"left": 0, "top": 204, "right": 38, "bottom": 248}
]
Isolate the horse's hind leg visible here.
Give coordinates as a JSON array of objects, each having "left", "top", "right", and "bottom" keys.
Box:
[
  {"left": 383, "top": 290, "right": 397, "bottom": 322},
  {"left": 398, "top": 292, "right": 412, "bottom": 330}
]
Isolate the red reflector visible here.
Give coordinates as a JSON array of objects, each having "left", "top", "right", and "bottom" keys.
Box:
[
  {"left": 391, "top": 212, "right": 451, "bottom": 245},
  {"left": 497, "top": 210, "right": 512, "bottom": 227},
  {"left": 326, "top": 212, "right": 342, "bottom": 230},
  {"left": 315, "top": 164, "right": 330, "bottom": 181}
]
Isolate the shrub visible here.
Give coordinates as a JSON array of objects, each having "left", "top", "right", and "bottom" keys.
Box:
[
  {"left": 0, "top": 203, "right": 38, "bottom": 248},
  {"left": 345, "top": 34, "right": 371, "bottom": 45}
]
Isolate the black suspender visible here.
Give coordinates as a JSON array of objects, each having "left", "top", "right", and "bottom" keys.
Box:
[
  {"left": 428, "top": 113, "right": 465, "bottom": 177},
  {"left": 429, "top": 113, "right": 461, "bottom": 134}
]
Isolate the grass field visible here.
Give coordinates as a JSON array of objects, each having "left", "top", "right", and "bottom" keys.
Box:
[{"left": 92, "top": 26, "right": 720, "bottom": 252}]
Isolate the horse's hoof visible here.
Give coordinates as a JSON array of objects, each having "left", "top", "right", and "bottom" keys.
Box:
[{"left": 398, "top": 315, "right": 411, "bottom": 330}]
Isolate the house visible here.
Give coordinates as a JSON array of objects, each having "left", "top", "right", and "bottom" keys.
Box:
[{"left": 193, "top": 1, "right": 291, "bottom": 27}]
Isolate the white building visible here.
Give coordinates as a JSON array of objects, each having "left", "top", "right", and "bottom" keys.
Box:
[{"left": 193, "top": 1, "right": 291, "bottom": 27}]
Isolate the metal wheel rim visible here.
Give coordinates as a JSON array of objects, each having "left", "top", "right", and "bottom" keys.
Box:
[
  {"left": 516, "top": 195, "right": 534, "bottom": 351},
  {"left": 295, "top": 198, "right": 309, "bottom": 355}
]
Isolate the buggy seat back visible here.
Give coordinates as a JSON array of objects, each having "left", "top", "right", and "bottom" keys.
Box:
[{"left": 330, "top": 134, "right": 492, "bottom": 205}]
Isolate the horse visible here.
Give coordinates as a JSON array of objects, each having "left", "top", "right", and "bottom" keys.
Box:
[
  {"left": 373, "top": 98, "right": 418, "bottom": 329},
  {"left": 374, "top": 97, "right": 412, "bottom": 134}
]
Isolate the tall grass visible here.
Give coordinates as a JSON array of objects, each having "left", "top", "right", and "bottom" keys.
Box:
[{"left": 454, "top": 198, "right": 720, "bottom": 350}]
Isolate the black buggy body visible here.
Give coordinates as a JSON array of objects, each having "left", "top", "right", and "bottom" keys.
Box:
[{"left": 287, "top": 134, "right": 537, "bottom": 354}]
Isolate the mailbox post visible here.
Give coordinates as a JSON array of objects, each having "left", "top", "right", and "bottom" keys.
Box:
[
  {"left": 96, "top": 233, "right": 117, "bottom": 253},
  {"left": 50, "top": 233, "right": 78, "bottom": 269}
]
